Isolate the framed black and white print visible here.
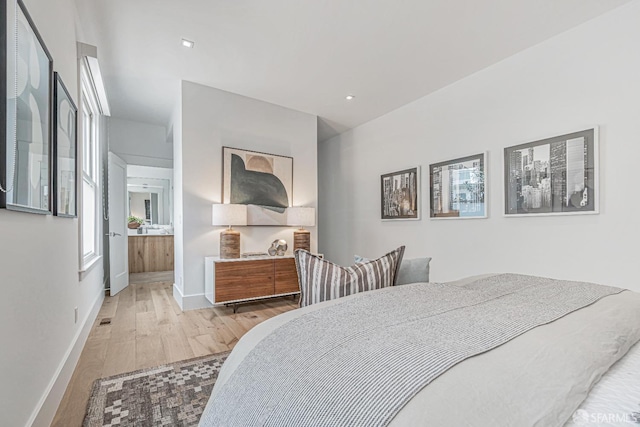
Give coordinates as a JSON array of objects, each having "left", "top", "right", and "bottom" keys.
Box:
[
  {"left": 430, "top": 153, "right": 487, "bottom": 219},
  {"left": 53, "top": 72, "right": 77, "bottom": 217},
  {"left": 0, "top": 0, "right": 54, "bottom": 214},
  {"left": 222, "top": 146, "right": 293, "bottom": 225},
  {"left": 504, "top": 128, "right": 598, "bottom": 216},
  {"left": 381, "top": 167, "right": 420, "bottom": 220}
]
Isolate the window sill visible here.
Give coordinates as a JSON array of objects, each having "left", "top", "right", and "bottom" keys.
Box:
[{"left": 79, "top": 254, "right": 103, "bottom": 281}]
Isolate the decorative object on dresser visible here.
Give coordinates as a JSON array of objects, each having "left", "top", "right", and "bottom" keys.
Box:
[
  {"left": 211, "top": 203, "right": 247, "bottom": 259},
  {"left": 268, "top": 239, "right": 288, "bottom": 256},
  {"left": 287, "top": 206, "right": 315, "bottom": 252},
  {"left": 205, "top": 256, "right": 299, "bottom": 312},
  {"left": 295, "top": 247, "right": 405, "bottom": 307},
  {"left": 381, "top": 167, "right": 420, "bottom": 220},
  {"left": 222, "top": 146, "right": 293, "bottom": 226},
  {"left": 429, "top": 153, "right": 487, "bottom": 219},
  {"left": 504, "top": 127, "right": 599, "bottom": 216}
]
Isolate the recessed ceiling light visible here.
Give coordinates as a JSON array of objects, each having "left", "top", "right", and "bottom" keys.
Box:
[
  {"left": 182, "top": 39, "right": 195, "bottom": 48},
  {"left": 345, "top": 95, "right": 355, "bottom": 100}
]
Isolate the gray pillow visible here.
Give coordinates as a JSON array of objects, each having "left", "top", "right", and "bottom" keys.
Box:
[{"left": 355, "top": 255, "right": 431, "bottom": 285}]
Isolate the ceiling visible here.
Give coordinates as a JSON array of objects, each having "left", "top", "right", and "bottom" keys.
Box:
[{"left": 76, "top": 0, "right": 630, "bottom": 142}]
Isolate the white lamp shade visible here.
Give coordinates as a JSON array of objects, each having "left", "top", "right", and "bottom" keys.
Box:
[
  {"left": 212, "top": 204, "right": 247, "bottom": 226},
  {"left": 286, "top": 207, "right": 315, "bottom": 227}
]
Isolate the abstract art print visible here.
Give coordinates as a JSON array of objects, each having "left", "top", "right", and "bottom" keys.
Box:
[
  {"left": 1, "top": 0, "right": 53, "bottom": 214},
  {"left": 430, "top": 153, "right": 487, "bottom": 219},
  {"left": 504, "top": 128, "right": 598, "bottom": 216},
  {"left": 53, "top": 72, "right": 77, "bottom": 217},
  {"left": 222, "top": 147, "right": 293, "bottom": 225},
  {"left": 381, "top": 167, "right": 420, "bottom": 220}
]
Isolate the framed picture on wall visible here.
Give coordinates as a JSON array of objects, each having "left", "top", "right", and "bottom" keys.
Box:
[
  {"left": 0, "top": 0, "right": 54, "bottom": 214},
  {"left": 53, "top": 72, "right": 78, "bottom": 217},
  {"left": 222, "top": 146, "right": 293, "bottom": 225},
  {"left": 504, "top": 128, "right": 599, "bottom": 216},
  {"left": 381, "top": 167, "right": 420, "bottom": 220},
  {"left": 429, "top": 153, "right": 487, "bottom": 219}
]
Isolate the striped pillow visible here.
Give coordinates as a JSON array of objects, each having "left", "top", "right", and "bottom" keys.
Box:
[{"left": 294, "top": 247, "right": 405, "bottom": 307}]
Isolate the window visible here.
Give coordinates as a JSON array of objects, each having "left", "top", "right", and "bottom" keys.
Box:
[{"left": 80, "top": 65, "right": 101, "bottom": 270}]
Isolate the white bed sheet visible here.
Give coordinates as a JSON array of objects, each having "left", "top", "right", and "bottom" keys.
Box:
[{"left": 567, "top": 341, "right": 640, "bottom": 426}]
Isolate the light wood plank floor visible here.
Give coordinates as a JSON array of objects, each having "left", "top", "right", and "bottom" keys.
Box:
[{"left": 52, "top": 275, "right": 297, "bottom": 427}]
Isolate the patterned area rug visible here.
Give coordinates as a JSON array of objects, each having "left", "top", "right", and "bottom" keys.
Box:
[{"left": 83, "top": 352, "right": 230, "bottom": 427}]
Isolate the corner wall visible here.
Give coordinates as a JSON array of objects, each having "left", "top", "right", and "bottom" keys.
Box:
[
  {"left": 109, "top": 117, "right": 172, "bottom": 168},
  {"left": 174, "top": 82, "right": 318, "bottom": 309},
  {"left": 319, "top": 1, "right": 640, "bottom": 290},
  {"left": 0, "top": 0, "right": 105, "bottom": 425}
]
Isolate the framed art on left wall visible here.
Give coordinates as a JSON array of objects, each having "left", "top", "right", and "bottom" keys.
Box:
[
  {"left": 0, "top": 0, "right": 54, "bottom": 214},
  {"left": 53, "top": 72, "right": 78, "bottom": 217}
]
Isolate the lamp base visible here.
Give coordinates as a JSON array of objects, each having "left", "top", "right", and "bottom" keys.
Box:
[
  {"left": 220, "top": 229, "right": 241, "bottom": 259},
  {"left": 293, "top": 229, "right": 311, "bottom": 252}
]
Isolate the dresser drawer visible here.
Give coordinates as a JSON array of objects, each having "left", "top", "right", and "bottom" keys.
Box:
[
  {"left": 274, "top": 258, "right": 299, "bottom": 294},
  {"left": 214, "top": 260, "right": 274, "bottom": 303}
]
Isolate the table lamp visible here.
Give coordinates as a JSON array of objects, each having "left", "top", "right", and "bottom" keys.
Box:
[
  {"left": 212, "top": 204, "right": 247, "bottom": 259},
  {"left": 286, "top": 207, "right": 315, "bottom": 252}
]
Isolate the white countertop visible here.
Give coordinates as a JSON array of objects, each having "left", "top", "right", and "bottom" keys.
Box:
[{"left": 128, "top": 231, "right": 174, "bottom": 236}]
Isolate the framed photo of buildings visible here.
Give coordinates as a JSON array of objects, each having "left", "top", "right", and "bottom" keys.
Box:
[
  {"left": 429, "top": 153, "right": 487, "bottom": 219},
  {"left": 381, "top": 167, "right": 420, "bottom": 220},
  {"left": 504, "top": 128, "right": 598, "bottom": 216}
]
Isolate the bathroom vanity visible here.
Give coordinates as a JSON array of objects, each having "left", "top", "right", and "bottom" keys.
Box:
[{"left": 128, "top": 235, "right": 174, "bottom": 273}]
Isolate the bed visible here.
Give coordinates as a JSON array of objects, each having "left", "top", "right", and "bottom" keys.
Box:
[{"left": 199, "top": 274, "right": 640, "bottom": 426}]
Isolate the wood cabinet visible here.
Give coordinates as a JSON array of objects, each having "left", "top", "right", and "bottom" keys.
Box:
[
  {"left": 128, "top": 235, "right": 174, "bottom": 273},
  {"left": 205, "top": 256, "right": 300, "bottom": 304},
  {"left": 274, "top": 258, "right": 299, "bottom": 294}
]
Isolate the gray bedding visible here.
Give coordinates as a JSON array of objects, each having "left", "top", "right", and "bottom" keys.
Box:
[{"left": 200, "top": 274, "right": 639, "bottom": 426}]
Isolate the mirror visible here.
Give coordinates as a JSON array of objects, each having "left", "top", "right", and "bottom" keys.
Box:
[{"left": 127, "top": 174, "right": 172, "bottom": 225}]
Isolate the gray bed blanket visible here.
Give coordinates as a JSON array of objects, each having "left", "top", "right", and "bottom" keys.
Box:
[{"left": 200, "top": 274, "right": 623, "bottom": 427}]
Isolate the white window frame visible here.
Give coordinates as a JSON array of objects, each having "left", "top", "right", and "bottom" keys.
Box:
[{"left": 79, "top": 63, "right": 102, "bottom": 272}]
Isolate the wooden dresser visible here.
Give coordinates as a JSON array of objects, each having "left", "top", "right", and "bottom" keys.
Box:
[{"left": 205, "top": 256, "right": 300, "bottom": 306}]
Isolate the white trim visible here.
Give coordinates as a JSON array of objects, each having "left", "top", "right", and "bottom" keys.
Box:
[
  {"left": 173, "top": 284, "right": 213, "bottom": 311},
  {"left": 79, "top": 63, "right": 102, "bottom": 270},
  {"left": 84, "top": 56, "right": 110, "bottom": 116},
  {"left": 172, "top": 283, "right": 184, "bottom": 311},
  {"left": 79, "top": 254, "right": 103, "bottom": 280},
  {"left": 27, "top": 290, "right": 105, "bottom": 427}
]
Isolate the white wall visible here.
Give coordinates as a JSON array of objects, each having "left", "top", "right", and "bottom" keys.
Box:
[
  {"left": 172, "top": 90, "right": 184, "bottom": 300},
  {"left": 109, "top": 117, "right": 172, "bottom": 168},
  {"left": 0, "top": 0, "right": 105, "bottom": 426},
  {"left": 174, "top": 81, "right": 317, "bottom": 310},
  {"left": 319, "top": 1, "right": 640, "bottom": 291}
]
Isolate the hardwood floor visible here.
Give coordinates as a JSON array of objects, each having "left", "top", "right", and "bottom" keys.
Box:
[{"left": 52, "top": 274, "right": 298, "bottom": 427}]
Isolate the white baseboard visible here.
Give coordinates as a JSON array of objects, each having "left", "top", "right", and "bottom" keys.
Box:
[
  {"left": 28, "top": 290, "right": 105, "bottom": 427},
  {"left": 173, "top": 283, "right": 211, "bottom": 311}
]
